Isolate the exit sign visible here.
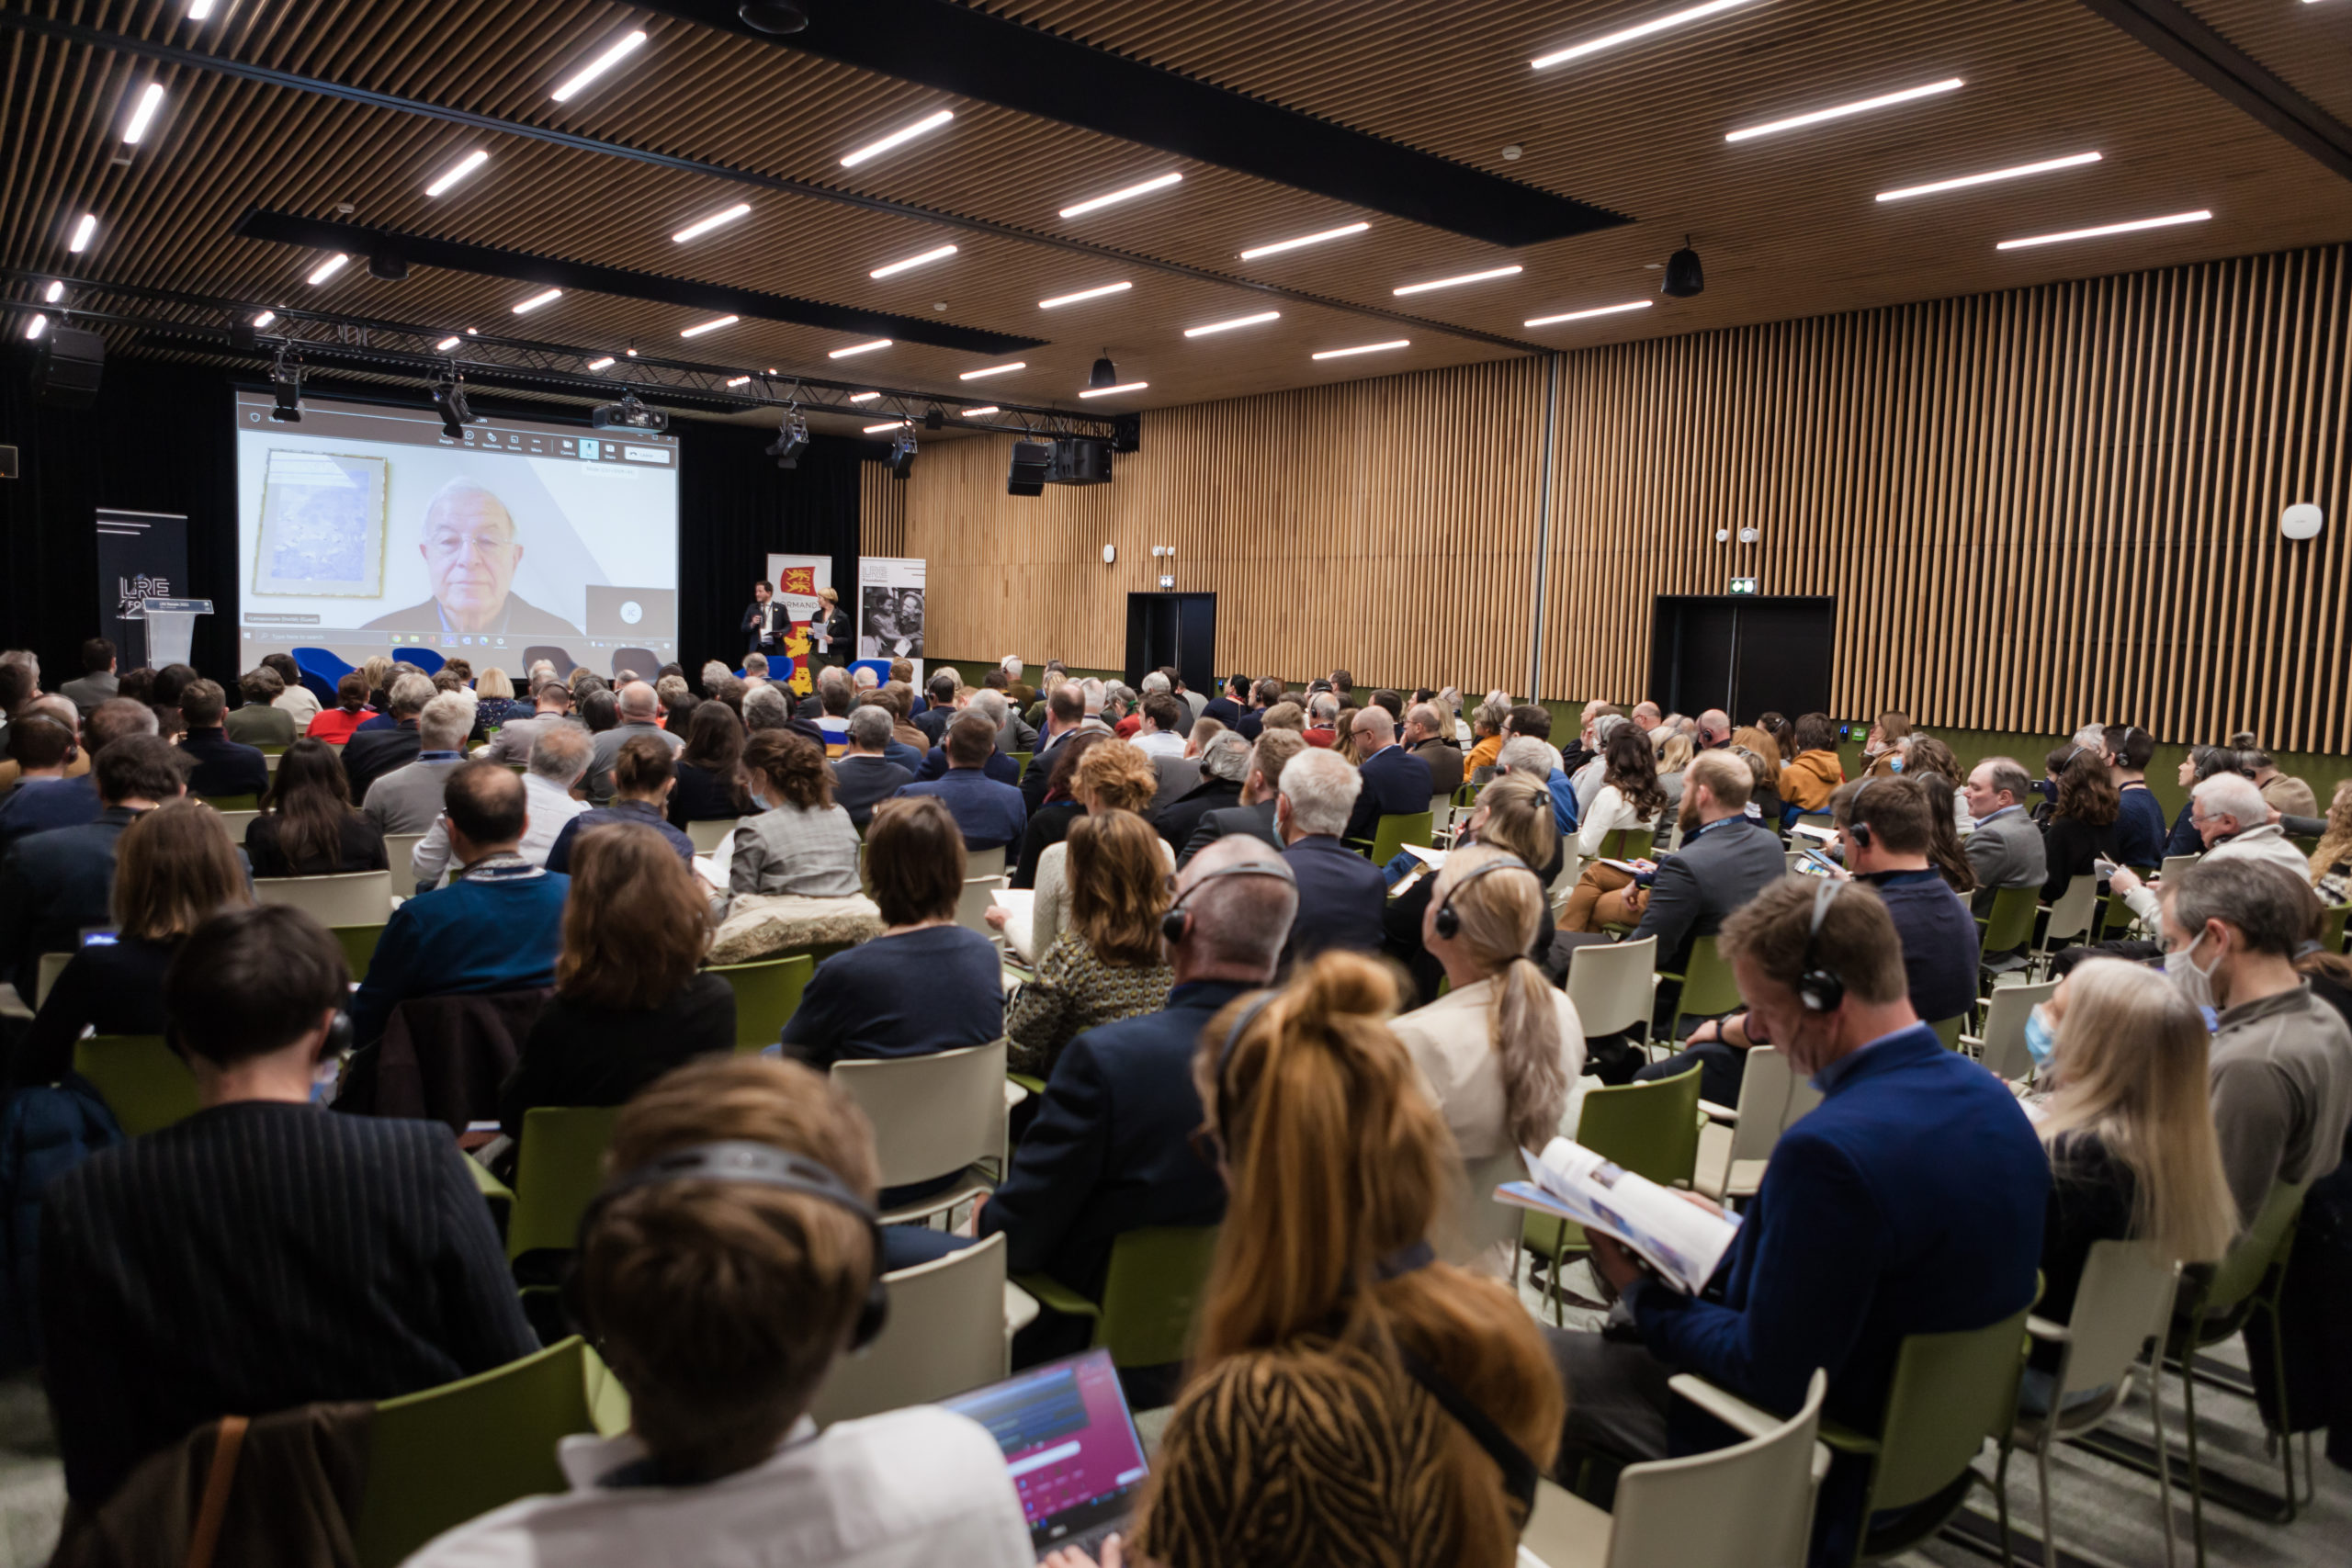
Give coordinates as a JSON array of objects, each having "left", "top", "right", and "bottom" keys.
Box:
[
  {"left": 1729, "top": 577, "right": 1758, "bottom": 596},
  {"left": 1158, "top": 574, "right": 1176, "bottom": 589}
]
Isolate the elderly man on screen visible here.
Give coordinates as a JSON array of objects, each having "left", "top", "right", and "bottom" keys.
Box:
[{"left": 364, "top": 479, "right": 581, "bottom": 637}]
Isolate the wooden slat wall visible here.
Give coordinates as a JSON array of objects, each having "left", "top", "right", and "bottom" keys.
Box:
[
  {"left": 860, "top": 461, "right": 908, "bottom": 558},
  {"left": 1542, "top": 243, "right": 2352, "bottom": 752},
  {"left": 880, "top": 243, "right": 2352, "bottom": 751}
]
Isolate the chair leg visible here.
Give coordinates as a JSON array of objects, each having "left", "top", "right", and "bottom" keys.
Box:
[
  {"left": 2151, "top": 1359, "right": 2178, "bottom": 1568},
  {"left": 2036, "top": 1440, "right": 2053, "bottom": 1568},
  {"left": 1996, "top": 1442, "right": 2014, "bottom": 1568},
  {"left": 2181, "top": 1349, "right": 2206, "bottom": 1568},
  {"left": 2259, "top": 1303, "right": 2299, "bottom": 1525}
]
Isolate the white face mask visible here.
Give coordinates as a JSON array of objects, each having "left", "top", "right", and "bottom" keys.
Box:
[{"left": 2165, "top": 931, "right": 2221, "bottom": 1011}]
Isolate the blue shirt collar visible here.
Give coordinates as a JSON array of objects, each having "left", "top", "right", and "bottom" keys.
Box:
[
  {"left": 1978, "top": 804, "right": 2022, "bottom": 825},
  {"left": 417, "top": 750, "right": 464, "bottom": 761}
]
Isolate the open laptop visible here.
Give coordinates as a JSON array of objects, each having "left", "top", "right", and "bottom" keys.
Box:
[{"left": 940, "top": 1348, "right": 1150, "bottom": 1562}]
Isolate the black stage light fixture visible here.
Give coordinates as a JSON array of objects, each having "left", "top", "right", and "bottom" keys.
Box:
[
  {"left": 1008, "top": 439, "right": 1052, "bottom": 497},
  {"left": 1088, "top": 349, "right": 1119, "bottom": 390},
  {"left": 267, "top": 349, "right": 302, "bottom": 423},
  {"left": 924, "top": 407, "right": 945, "bottom": 431},
  {"left": 887, "top": 427, "right": 918, "bottom": 476},
  {"left": 433, "top": 375, "right": 476, "bottom": 439},
  {"left": 766, "top": 410, "right": 810, "bottom": 469},
  {"left": 591, "top": 390, "right": 670, "bottom": 432},
  {"left": 739, "top": 0, "right": 808, "bottom": 34},
  {"left": 1662, "top": 237, "right": 1704, "bottom": 299}
]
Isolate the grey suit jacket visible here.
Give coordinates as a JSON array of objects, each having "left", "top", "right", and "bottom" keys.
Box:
[
  {"left": 363, "top": 758, "right": 464, "bottom": 836},
  {"left": 1964, "top": 807, "right": 2048, "bottom": 901},
  {"left": 1178, "top": 797, "right": 1283, "bottom": 868}
]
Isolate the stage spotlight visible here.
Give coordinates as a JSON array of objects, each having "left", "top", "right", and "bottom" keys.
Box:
[
  {"left": 766, "top": 410, "right": 810, "bottom": 469},
  {"left": 268, "top": 349, "right": 302, "bottom": 423},
  {"left": 887, "top": 426, "right": 918, "bottom": 475},
  {"left": 739, "top": 0, "right": 808, "bottom": 33},
  {"left": 1662, "top": 238, "right": 1704, "bottom": 299},
  {"left": 433, "top": 375, "right": 477, "bottom": 438},
  {"left": 1088, "top": 349, "right": 1119, "bottom": 390}
]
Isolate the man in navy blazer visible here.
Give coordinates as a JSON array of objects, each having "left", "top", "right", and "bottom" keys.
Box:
[
  {"left": 1277, "top": 749, "right": 1386, "bottom": 964},
  {"left": 1617, "top": 750, "right": 1787, "bottom": 1027},
  {"left": 1548, "top": 874, "right": 2048, "bottom": 1565},
  {"left": 1340, "top": 705, "right": 1434, "bottom": 844},
  {"left": 981, "top": 838, "right": 1295, "bottom": 1394}
]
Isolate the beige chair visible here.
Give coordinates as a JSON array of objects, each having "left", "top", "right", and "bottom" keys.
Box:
[
  {"left": 1521, "top": 1370, "right": 1829, "bottom": 1568},
  {"left": 254, "top": 870, "right": 396, "bottom": 926},
  {"left": 1566, "top": 934, "right": 1658, "bottom": 1055},
  {"left": 808, "top": 1233, "right": 1011, "bottom": 1427},
  {"left": 1962, "top": 978, "right": 2056, "bottom": 1084},
  {"left": 686, "top": 816, "right": 741, "bottom": 853},
  {"left": 386, "top": 833, "right": 429, "bottom": 899},
  {"left": 213, "top": 807, "right": 262, "bottom": 844},
  {"left": 2157, "top": 852, "right": 2200, "bottom": 883},
  {"left": 956, "top": 874, "right": 1002, "bottom": 936},
  {"left": 965, "top": 844, "right": 1007, "bottom": 880},
  {"left": 34, "top": 951, "right": 74, "bottom": 1010},
  {"left": 2034, "top": 874, "right": 2098, "bottom": 976},
  {"left": 1693, "top": 1045, "right": 1821, "bottom": 1203},
  {"left": 831, "top": 1037, "right": 1008, "bottom": 1224}
]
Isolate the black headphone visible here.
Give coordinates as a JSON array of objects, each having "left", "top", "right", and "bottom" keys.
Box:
[
  {"left": 1843, "top": 776, "right": 1875, "bottom": 850},
  {"left": 1796, "top": 876, "right": 1848, "bottom": 1013},
  {"left": 562, "top": 1141, "right": 889, "bottom": 1352},
  {"left": 1160, "top": 858, "right": 1299, "bottom": 946},
  {"left": 1431, "top": 852, "right": 1532, "bottom": 940}
]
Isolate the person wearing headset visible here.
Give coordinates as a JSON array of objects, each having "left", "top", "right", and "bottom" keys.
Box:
[
  {"left": 1544, "top": 874, "right": 2048, "bottom": 1568},
  {"left": 404, "top": 1055, "right": 1035, "bottom": 1568},
  {"left": 978, "top": 838, "right": 1297, "bottom": 1403},
  {"left": 37, "top": 903, "right": 539, "bottom": 1513}
]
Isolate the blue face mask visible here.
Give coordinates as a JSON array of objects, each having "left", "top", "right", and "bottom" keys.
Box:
[
  {"left": 1889, "top": 756, "right": 1905, "bottom": 773},
  {"left": 2023, "top": 1005, "right": 2057, "bottom": 1071}
]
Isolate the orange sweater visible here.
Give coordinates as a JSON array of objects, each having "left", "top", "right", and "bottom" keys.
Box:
[{"left": 1780, "top": 749, "right": 1846, "bottom": 812}]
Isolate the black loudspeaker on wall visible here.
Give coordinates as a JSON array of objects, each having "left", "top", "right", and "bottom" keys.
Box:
[
  {"left": 1008, "top": 439, "right": 1053, "bottom": 497},
  {"left": 33, "top": 326, "right": 106, "bottom": 409},
  {"left": 0, "top": 446, "right": 17, "bottom": 479}
]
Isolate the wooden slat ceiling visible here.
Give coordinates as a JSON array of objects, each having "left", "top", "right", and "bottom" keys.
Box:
[{"left": 6, "top": 0, "right": 2351, "bottom": 431}]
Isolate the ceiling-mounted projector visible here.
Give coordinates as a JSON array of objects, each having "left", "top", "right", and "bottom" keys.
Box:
[{"left": 591, "top": 391, "right": 669, "bottom": 432}]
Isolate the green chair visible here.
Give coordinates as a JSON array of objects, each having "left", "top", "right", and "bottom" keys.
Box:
[
  {"left": 1012, "top": 750, "right": 1033, "bottom": 781},
  {"left": 1928, "top": 1015, "right": 1965, "bottom": 1051},
  {"left": 1599, "top": 827, "right": 1656, "bottom": 861},
  {"left": 1817, "top": 1305, "right": 2031, "bottom": 1564},
  {"left": 1367, "top": 810, "right": 1435, "bottom": 866},
  {"left": 504, "top": 1106, "right": 622, "bottom": 1262},
  {"left": 1665, "top": 936, "right": 1746, "bottom": 1042},
  {"left": 351, "top": 1337, "right": 603, "bottom": 1568},
  {"left": 1522, "top": 1066, "right": 1703, "bottom": 1323},
  {"left": 333, "top": 921, "right": 387, "bottom": 978},
  {"left": 2321, "top": 902, "right": 2351, "bottom": 956},
  {"left": 707, "top": 953, "right": 816, "bottom": 1051},
  {"left": 197, "top": 793, "right": 260, "bottom": 812},
  {"left": 1975, "top": 886, "right": 2040, "bottom": 976},
  {"left": 71, "top": 1035, "right": 200, "bottom": 1136},
  {"left": 1012, "top": 1224, "right": 1220, "bottom": 1370}
]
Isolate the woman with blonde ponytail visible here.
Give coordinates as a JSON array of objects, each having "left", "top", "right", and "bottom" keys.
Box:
[
  {"left": 1048, "top": 953, "right": 1562, "bottom": 1568},
  {"left": 1389, "top": 845, "right": 1587, "bottom": 1277}
]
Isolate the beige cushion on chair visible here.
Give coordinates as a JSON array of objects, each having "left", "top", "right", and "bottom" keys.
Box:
[
  {"left": 708, "top": 892, "right": 882, "bottom": 964},
  {"left": 1520, "top": 1478, "right": 1611, "bottom": 1568}
]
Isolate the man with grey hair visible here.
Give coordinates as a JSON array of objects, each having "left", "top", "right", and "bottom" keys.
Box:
[
  {"left": 851, "top": 664, "right": 879, "bottom": 694},
  {"left": 1278, "top": 747, "right": 1385, "bottom": 963},
  {"left": 1962, "top": 757, "right": 2048, "bottom": 921},
  {"left": 2109, "top": 771, "right": 2314, "bottom": 929},
  {"left": 1156, "top": 728, "right": 1251, "bottom": 852},
  {"left": 1001, "top": 656, "right": 1035, "bottom": 709},
  {"left": 834, "top": 705, "right": 915, "bottom": 829},
  {"left": 584, "top": 680, "right": 683, "bottom": 804},
  {"left": 1401, "top": 702, "right": 1464, "bottom": 797},
  {"left": 980, "top": 834, "right": 1295, "bottom": 1381},
  {"left": 365, "top": 691, "right": 475, "bottom": 837},
  {"left": 1304, "top": 692, "right": 1341, "bottom": 747},
  {"left": 342, "top": 671, "right": 440, "bottom": 804},
  {"left": 699, "top": 660, "right": 733, "bottom": 695},
  {"left": 1572, "top": 712, "right": 1631, "bottom": 815},
  {"left": 741, "top": 683, "right": 792, "bottom": 733},
  {"left": 364, "top": 478, "right": 580, "bottom": 636},
  {"left": 416, "top": 714, "right": 591, "bottom": 883}
]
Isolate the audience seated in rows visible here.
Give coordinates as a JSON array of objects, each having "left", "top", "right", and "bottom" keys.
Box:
[
  {"left": 1010, "top": 728, "right": 1109, "bottom": 890},
  {"left": 1278, "top": 746, "right": 1386, "bottom": 964},
  {"left": 2165, "top": 744, "right": 2245, "bottom": 858},
  {"left": 1962, "top": 754, "right": 2048, "bottom": 953},
  {"left": 1556, "top": 727, "right": 1669, "bottom": 932},
  {"left": 1403, "top": 700, "right": 1464, "bottom": 798},
  {"left": 2102, "top": 724, "right": 2167, "bottom": 867},
  {"left": 0, "top": 696, "right": 135, "bottom": 851},
  {"left": 42, "top": 903, "right": 538, "bottom": 1509},
  {"left": 303, "top": 671, "right": 373, "bottom": 744},
  {"left": 897, "top": 712, "right": 1025, "bottom": 852},
  {"left": 363, "top": 690, "right": 474, "bottom": 837},
  {"left": 340, "top": 672, "right": 435, "bottom": 803},
  {"left": 175, "top": 680, "right": 267, "bottom": 799},
  {"left": 723, "top": 730, "right": 862, "bottom": 913},
  {"left": 917, "top": 688, "right": 1024, "bottom": 783},
  {"left": 549, "top": 734, "right": 696, "bottom": 874},
  {"left": 245, "top": 737, "right": 390, "bottom": 878},
  {"left": 2040, "top": 748, "right": 2121, "bottom": 902},
  {"left": 585, "top": 681, "right": 684, "bottom": 806},
  {"left": 829, "top": 705, "right": 915, "bottom": 830},
  {"left": 995, "top": 739, "right": 1159, "bottom": 962},
  {"left": 2109, "top": 772, "right": 2316, "bottom": 931},
  {"left": 1386, "top": 773, "right": 1559, "bottom": 1007},
  {"left": 2236, "top": 730, "right": 2318, "bottom": 818},
  {"left": 1005, "top": 807, "right": 1175, "bottom": 1079},
  {"left": 222, "top": 667, "right": 295, "bottom": 747},
  {"left": 1177, "top": 728, "right": 1302, "bottom": 868},
  {"left": 668, "top": 699, "right": 752, "bottom": 828},
  {"left": 478, "top": 680, "right": 581, "bottom": 764},
  {"left": 499, "top": 821, "right": 734, "bottom": 1140},
  {"left": 1153, "top": 728, "right": 1249, "bottom": 854},
  {"left": 1341, "top": 704, "right": 1434, "bottom": 845},
  {"left": 1776, "top": 711, "right": 1845, "bottom": 816}
]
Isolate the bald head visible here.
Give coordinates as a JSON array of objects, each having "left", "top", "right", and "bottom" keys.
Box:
[
  {"left": 1698, "top": 708, "right": 1732, "bottom": 747},
  {"left": 617, "top": 680, "right": 660, "bottom": 721},
  {"left": 1349, "top": 705, "right": 1396, "bottom": 752},
  {"left": 1170, "top": 837, "right": 1299, "bottom": 981}
]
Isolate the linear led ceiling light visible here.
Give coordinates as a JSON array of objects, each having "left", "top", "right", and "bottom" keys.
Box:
[
  {"left": 1238, "top": 220, "right": 1370, "bottom": 261},
  {"left": 1040, "top": 280, "right": 1132, "bottom": 309},
  {"left": 306, "top": 253, "right": 348, "bottom": 285},
  {"left": 551, "top": 31, "right": 647, "bottom": 103},
  {"left": 1876, "top": 150, "right": 2100, "bottom": 202},
  {"left": 961, "top": 405, "right": 1000, "bottom": 416},
  {"left": 68, "top": 214, "right": 97, "bottom": 253},
  {"left": 186, "top": 0, "right": 214, "bottom": 17},
  {"left": 586, "top": 355, "right": 615, "bottom": 370},
  {"left": 43, "top": 280, "right": 64, "bottom": 303},
  {"left": 863, "top": 419, "right": 911, "bottom": 433},
  {"left": 1058, "top": 172, "right": 1182, "bottom": 220},
  {"left": 513, "top": 288, "right": 563, "bottom": 313},
  {"left": 24, "top": 314, "right": 46, "bottom": 341},
  {"left": 828, "top": 338, "right": 891, "bottom": 358},
  {"left": 1078, "top": 380, "right": 1148, "bottom": 398},
  {"left": 435, "top": 336, "right": 462, "bottom": 352},
  {"left": 1311, "top": 340, "right": 1408, "bottom": 360},
  {"left": 251, "top": 310, "right": 276, "bottom": 328},
  {"left": 1394, "top": 264, "right": 1523, "bottom": 296},
  {"left": 673, "top": 203, "right": 752, "bottom": 243},
  {"left": 1532, "top": 0, "right": 1760, "bottom": 69},
  {"left": 726, "top": 375, "right": 752, "bottom": 387},
  {"left": 1525, "top": 299, "right": 1651, "bottom": 326},
  {"left": 841, "top": 108, "right": 954, "bottom": 168},
  {"left": 960, "top": 362, "right": 1024, "bottom": 380},
  {"left": 424, "top": 150, "right": 489, "bottom": 197},
  {"left": 681, "top": 314, "right": 739, "bottom": 337},
  {"left": 1996, "top": 209, "right": 2211, "bottom": 250},
  {"left": 870, "top": 243, "right": 957, "bottom": 278},
  {"left": 122, "top": 83, "right": 165, "bottom": 144},
  {"left": 1184, "top": 310, "right": 1281, "bottom": 337},
  {"left": 1726, "top": 77, "right": 1962, "bottom": 142}
]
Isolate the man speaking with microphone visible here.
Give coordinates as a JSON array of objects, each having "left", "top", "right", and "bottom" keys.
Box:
[{"left": 741, "top": 580, "right": 786, "bottom": 663}]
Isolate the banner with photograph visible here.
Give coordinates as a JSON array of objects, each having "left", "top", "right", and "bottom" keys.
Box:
[
  {"left": 857, "top": 557, "right": 925, "bottom": 682},
  {"left": 764, "top": 553, "right": 831, "bottom": 695}
]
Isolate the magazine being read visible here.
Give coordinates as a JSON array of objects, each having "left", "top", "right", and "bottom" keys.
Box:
[{"left": 1496, "top": 1137, "right": 1741, "bottom": 1297}]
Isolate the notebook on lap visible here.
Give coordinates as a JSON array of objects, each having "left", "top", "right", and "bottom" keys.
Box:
[{"left": 941, "top": 1348, "right": 1150, "bottom": 1562}]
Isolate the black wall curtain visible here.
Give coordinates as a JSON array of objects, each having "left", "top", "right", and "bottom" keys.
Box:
[{"left": 0, "top": 353, "right": 876, "bottom": 684}]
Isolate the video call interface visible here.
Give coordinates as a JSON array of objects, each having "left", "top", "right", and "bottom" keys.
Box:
[
  {"left": 944, "top": 1351, "right": 1148, "bottom": 1535},
  {"left": 232, "top": 392, "right": 681, "bottom": 680}
]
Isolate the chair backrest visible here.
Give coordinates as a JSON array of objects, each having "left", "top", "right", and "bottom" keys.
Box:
[
  {"left": 1928, "top": 1014, "right": 1965, "bottom": 1050},
  {"left": 504, "top": 1105, "right": 623, "bottom": 1260},
  {"left": 333, "top": 922, "right": 388, "bottom": 980},
  {"left": 1012, "top": 750, "right": 1033, "bottom": 781},
  {"left": 2041, "top": 874, "right": 2098, "bottom": 944},
  {"left": 1862, "top": 1306, "right": 2031, "bottom": 1517},
  {"left": 686, "top": 816, "right": 741, "bottom": 853},
  {"left": 965, "top": 844, "right": 1007, "bottom": 880},
  {"left": 956, "top": 874, "right": 1003, "bottom": 936},
  {"left": 385, "top": 834, "right": 429, "bottom": 898},
  {"left": 2197, "top": 1178, "right": 2310, "bottom": 1320},
  {"left": 1604, "top": 1369, "right": 1829, "bottom": 1568},
  {"left": 1095, "top": 1224, "right": 1221, "bottom": 1368},
  {"left": 2322, "top": 901, "right": 2351, "bottom": 955},
  {"left": 1370, "top": 810, "right": 1435, "bottom": 865},
  {"left": 1573, "top": 1064, "right": 1703, "bottom": 1189},
  {"left": 1674, "top": 936, "right": 1746, "bottom": 1021},
  {"left": 197, "top": 793, "right": 259, "bottom": 812},
  {"left": 2054, "top": 1241, "right": 2178, "bottom": 1409},
  {"left": 808, "top": 1233, "right": 1010, "bottom": 1426},
  {"left": 831, "top": 1038, "right": 1009, "bottom": 1190},
  {"left": 1976, "top": 978, "right": 2056, "bottom": 1083},
  {"left": 71, "top": 1035, "right": 200, "bottom": 1136},
  {"left": 253, "top": 869, "right": 395, "bottom": 926},
  {"left": 706, "top": 953, "right": 816, "bottom": 1051},
  {"left": 34, "top": 951, "right": 72, "bottom": 1010},
  {"left": 352, "top": 1337, "right": 599, "bottom": 1568},
  {"left": 1978, "top": 885, "right": 2041, "bottom": 956},
  {"left": 1600, "top": 826, "right": 1656, "bottom": 861},
  {"left": 1566, "top": 935, "right": 1659, "bottom": 1038},
  {"left": 1725, "top": 1045, "right": 1800, "bottom": 1165},
  {"left": 2157, "top": 853, "right": 2201, "bottom": 882},
  {"left": 212, "top": 808, "right": 261, "bottom": 843}
]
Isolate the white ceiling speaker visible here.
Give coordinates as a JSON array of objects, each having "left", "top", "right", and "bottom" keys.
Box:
[{"left": 2281, "top": 502, "right": 2324, "bottom": 541}]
